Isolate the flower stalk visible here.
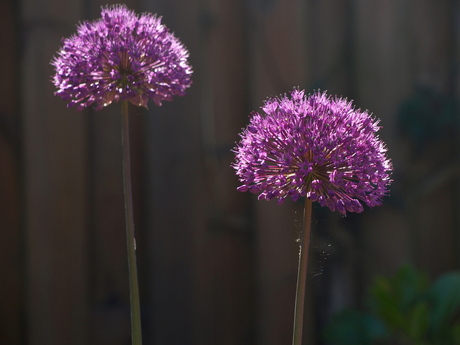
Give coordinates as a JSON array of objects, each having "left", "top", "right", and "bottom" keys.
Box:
[
  {"left": 292, "top": 198, "right": 312, "bottom": 345},
  {"left": 121, "top": 100, "right": 143, "bottom": 345}
]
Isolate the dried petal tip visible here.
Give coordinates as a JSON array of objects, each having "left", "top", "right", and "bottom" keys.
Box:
[
  {"left": 51, "top": 4, "right": 192, "bottom": 110},
  {"left": 232, "top": 88, "right": 393, "bottom": 215}
]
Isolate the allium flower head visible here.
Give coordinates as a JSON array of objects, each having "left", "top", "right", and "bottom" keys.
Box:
[
  {"left": 51, "top": 4, "right": 192, "bottom": 110},
  {"left": 232, "top": 89, "right": 393, "bottom": 215}
]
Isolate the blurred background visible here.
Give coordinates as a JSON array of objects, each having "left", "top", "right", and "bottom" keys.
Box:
[{"left": 1, "top": 0, "right": 459, "bottom": 344}]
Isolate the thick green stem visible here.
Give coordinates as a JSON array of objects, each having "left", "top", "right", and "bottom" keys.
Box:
[
  {"left": 292, "top": 198, "right": 313, "bottom": 345},
  {"left": 121, "top": 101, "right": 143, "bottom": 345}
]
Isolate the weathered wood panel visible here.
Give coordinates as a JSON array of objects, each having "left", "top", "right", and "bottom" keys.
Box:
[
  {"left": 355, "top": 0, "right": 459, "bottom": 280},
  {"left": 0, "top": 2, "right": 22, "bottom": 344},
  {"left": 247, "top": 0, "right": 310, "bottom": 343},
  {"left": 8, "top": 0, "right": 460, "bottom": 344},
  {"left": 21, "top": 0, "right": 90, "bottom": 342}
]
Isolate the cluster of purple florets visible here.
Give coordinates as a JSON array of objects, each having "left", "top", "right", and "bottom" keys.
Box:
[
  {"left": 233, "top": 89, "right": 392, "bottom": 215},
  {"left": 51, "top": 5, "right": 392, "bottom": 215},
  {"left": 52, "top": 4, "right": 192, "bottom": 110}
]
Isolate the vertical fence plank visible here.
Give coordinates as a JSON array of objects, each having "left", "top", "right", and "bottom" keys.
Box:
[
  {"left": 353, "top": 0, "right": 413, "bottom": 281},
  {"left": 22, "top": 1, "right": 89, "bottom": 344},
  {"left": 13, "top": 0, "right": 460, "bottom": 344},
  {"left": 246, "top": 0, "right": 312, "bottom": 344},
  {"left": 354, "top": 0, "right": 458, "bottom": 280},
  {"left": 192, "top": 0, "right": 255, "bottom": 344},
  {"left": 0, "top": 1, "right": 22, "bottom": 344},
  {"left": 141, "top": 0, "right": 256, "bottom": 344},
  {"left": 402, "top": 0, "right": 458, "bottom": 276},
  {"left": 142, "top": 1, "right": 205, "bottom": 344}
]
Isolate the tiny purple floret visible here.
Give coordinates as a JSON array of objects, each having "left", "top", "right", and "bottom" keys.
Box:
[
  {"left": 232, "top": 88, "right": 393, "bottom": 215},
  {"left": 51, "top": 4, "right": 193, "bottom": 110}
]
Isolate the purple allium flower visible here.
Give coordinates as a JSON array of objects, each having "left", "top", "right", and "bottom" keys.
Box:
[
  {"left": 51, "top": 4, "right": 192, "bottom": 110},
  {"left": 232, "top": 89, "right": 393, "bottom": 215}
]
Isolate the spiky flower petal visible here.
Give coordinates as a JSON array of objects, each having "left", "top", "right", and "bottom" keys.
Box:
[
  {"left": 232, "top": 89, "right": 392, "bottom": 215},
  {"left": 51, "top": 4, "right": 192, "bottom": 110}
]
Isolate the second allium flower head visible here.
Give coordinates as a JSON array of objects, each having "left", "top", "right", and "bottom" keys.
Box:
[
  {"left": 52, "top": 4, "right": 192, "bottom": 110},
  {"left": 233, "top": 89, "right": 393, "bottom": 215}
]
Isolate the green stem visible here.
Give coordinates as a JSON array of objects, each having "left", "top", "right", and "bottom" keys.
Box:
[
  {"left": 292, "top": 198, "right": 313, "bottom": 345},
  {"left": 121, "top": 101, "right": 143, "bottom": 345}
]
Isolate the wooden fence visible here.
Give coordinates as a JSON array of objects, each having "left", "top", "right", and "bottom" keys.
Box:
[{"left": 1, "top": 0, "right": 459, "bottom": 344}]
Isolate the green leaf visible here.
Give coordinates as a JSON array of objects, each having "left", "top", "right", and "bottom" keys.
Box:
[
  {"left": 451, "top": 323, "right": 460, "bottom": 344},
  {"left": 429, "top": 272, "right": 460, "bottom": 342},
  {"left": 322, "top": 309, "right": 387, "bottom": 345},
  {"left": 370, "top": 280, "right": 406, "bottom": 331},
  {"left": 407, "top": 302, "right": 429, "bottom": 341},
  {"left": 369, "top": 265, "right": 428, "bottom": 334}
]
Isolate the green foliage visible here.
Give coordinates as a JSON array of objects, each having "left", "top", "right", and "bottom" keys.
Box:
[
  {"left": 323, "top": 265, "right": 460, "bottom": 345},
  {"left": 429, "top": 272, "right": 460, "bottom": 345},
  {"left": 322, "top": 309, "right": 387, "bottom": 345}
]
